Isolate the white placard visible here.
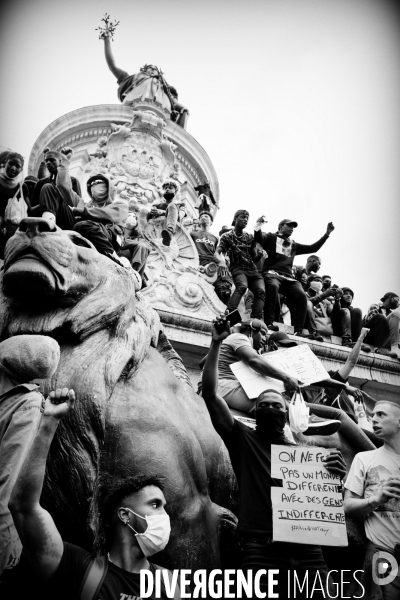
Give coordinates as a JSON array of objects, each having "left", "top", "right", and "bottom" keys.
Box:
[
  {"left": 271, "top": 444, "right": 348, "bottom": 547},
  {"left": 230, "top": 343, "right": 329, "bottom": 399}
]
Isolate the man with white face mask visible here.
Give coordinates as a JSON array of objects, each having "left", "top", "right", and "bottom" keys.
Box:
[{"left": 8, "top": 391, "right": 180, "bottom": 600}]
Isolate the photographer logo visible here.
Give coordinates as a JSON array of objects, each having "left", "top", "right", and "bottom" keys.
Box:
[{"left": 372, "top": 551, "right": 399, "bottom": 586}]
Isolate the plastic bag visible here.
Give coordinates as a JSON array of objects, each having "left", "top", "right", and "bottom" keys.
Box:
[
  {"left": 4, "top": 184, "right": 28, "bottom": 226},
  {"left": 288, "top": 390, "right": 309, "bottom": 433}
]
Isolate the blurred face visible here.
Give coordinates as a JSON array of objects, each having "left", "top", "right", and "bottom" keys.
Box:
[
  {"left": 342, "top": 291, "right": 353, "bottom": 304},
  {"left": 322, "top": 276, "right": 331, "bottom": 288},
  {"left": 307, "top": 257, "right": 321, "bottom": 272},
  {"left": 301, "top": 273, "right": 308, "bottom": 284},
  {"left": 146, "top": 66, "right": 158, "bottom": 77},
  {"left": 162, "top": 183, "right": 176, "bottom": 200},
  {"left": 199, "top": 213, "right": 212, "bottom": 226},
  {"left": 280, "top": 223, "right": 294, "bottom": 237},
  {"left": 125, "top": 212, "right": 138, "bottom": 229},
  {"left": 45, "top": 154, "right": 60, "bottom": 175},
  {"left": 235, "top": 213, "right": 249, "bottom": 229},
  {"left": 252, "top": 328, "right": 267, "bottom": 351},
  {"left": 390, "top": 296, "right": 400, "bottom": 309},
  {"left": 5, "top": 158, "right": 23, "bottom": 179},
  {"left": 371, "top": 403, "right": 400, "bottom": 440},
  {"left": 368, "top": 304, "right": 380, "bottom": 316}
]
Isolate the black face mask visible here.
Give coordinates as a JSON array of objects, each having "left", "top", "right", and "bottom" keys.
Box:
[
  {"left": 255, "top": 407, "right": 287, "bottom": 441},
  {"left": 163, "top": 191, "right": 175, "bottom": 201}
]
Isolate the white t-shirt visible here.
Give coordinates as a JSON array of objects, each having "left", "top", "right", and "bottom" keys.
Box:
[{"left": 344, "top": 446, "right": 400, "bottom": 550}]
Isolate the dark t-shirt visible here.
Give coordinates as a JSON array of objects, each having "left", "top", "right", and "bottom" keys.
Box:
[
  {"left": 48, "top": 542, "right": 171, "bottom": 600},
  {"left": 326, "top": 370, "right": 357, "bottom": 422},
  {"left": 0, "top": 182, "right": 29, "bottom": 218},
  {"left": 190, "top": 230, "right": 218, "bottom": 265},
  {"left": 218, "top": 230, "right": 257, "bottom": 272},
  {"left": 222, "top": 421, "right": 291, "bottom": 535},
  {"left": 31, "top": 176, "right": 81, "bottom": 208}
]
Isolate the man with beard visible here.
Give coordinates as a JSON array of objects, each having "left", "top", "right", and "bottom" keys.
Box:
[
  {"left": 147, "top": 180, "right": 184, "bottom": 247},
  {"left": 344, "top": 397, "right": 400, "bottom": 599},
  {"left": 202, "top": 318, "right": 347, "bottom": 599}
]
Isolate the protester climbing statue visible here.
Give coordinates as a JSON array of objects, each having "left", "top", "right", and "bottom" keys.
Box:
[{"left": 97, "top": 14, "right": 189, "bottom": 128}]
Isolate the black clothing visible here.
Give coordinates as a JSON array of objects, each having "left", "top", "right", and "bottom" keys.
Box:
[
  {"left": 73, "top": 221, "right": 116, "bottom": 255},
  {"left": 218, "top": 230, "right": 258, "bottom": 272},
  {"left": 228, "top": 268, "right": 265, "bottom": 319},
  {"left": 264, "top": 274, "right": 307, "bottom": 329},
  {"left": 39, "top": 183, "right": 77, "bottom": 230},
  {"left": 31, "top": 175, "right": 81, "bottom": 208},
  {"left": 190, "top": 230, "right": 218, "bottom": 266},
  {"left": 363, "top": 313, "right": 391, "bottom": 348},
  {"left": 222, "top": 420, "right": 292, "bottom": 535},
  {"left": 48, "top": 542, "right": 170, "bottom": 600},
  {"left": 254, "top": 231, "right": 330, "bottom": 278}
]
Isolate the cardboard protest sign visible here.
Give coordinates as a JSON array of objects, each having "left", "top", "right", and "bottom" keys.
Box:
[
  {"left": 230, "top": 343, "right": 329, "bottom": 399},
  {"left": 271, "top": 445, "right": 348, "bottom": 547}
]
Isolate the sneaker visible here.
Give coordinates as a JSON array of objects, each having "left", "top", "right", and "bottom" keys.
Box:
[
  {"left": 293, "top": 331, "right": 313, "bottom": 339},
  {"left": 346, "top": 341, "right": 371, "bottom": 353},
  {"left": 374, "top": 348, "right": 398, "bottom": 359},
  {"left": 310, "top": 331, "right": 324, "bottom": 342},
  {"left": 266, "top": 323, "right": 280, "bottom": 332},
  {"left": 161, "top": 229, "right": 172, "bottom": 247},
  {"left": 341, "top": 338, "right": 353, "bottom": 348},
  {"left": 302, "top": 414, "right": 341, "bottom": 436}
]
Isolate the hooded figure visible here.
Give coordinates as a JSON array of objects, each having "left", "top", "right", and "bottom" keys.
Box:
[{"left": 56, "top": 154, "right": 129, "bottom": 259}]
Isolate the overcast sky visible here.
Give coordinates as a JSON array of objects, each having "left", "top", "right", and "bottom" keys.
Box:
[{"left": 1, "top": 0, "right": 399, "bottom": 312}]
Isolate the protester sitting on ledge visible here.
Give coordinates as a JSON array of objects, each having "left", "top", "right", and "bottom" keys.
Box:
[
  {"left": 147, "top": 180, "right": 184, "bottom": 247},
  {"left": 202, "top": 317, "right": 347, "bottom": 599},
  {"left": 304, "top": 274, "right": 337, "bottom": 341},
  {"left": 330, "top": 286, "right": 363, "bottom": 347},
  {"left": 216, "top": 210, "right": 265, "bottom": 320},
  {"left": 8, "top": 391, "right": 180, "bottom": 600},
  {"left": 254, "top": 216, "right": 334, "bottom": 335},
  {"left": 363, "top": 293, "right": 400, "bottom": 359},
  {"left": 0, "top": 152, "right": 30, "bottom": 254}
]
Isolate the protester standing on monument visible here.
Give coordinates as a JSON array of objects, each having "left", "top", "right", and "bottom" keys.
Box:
[
  {"left": 344, "top": 397, "right": 400, "bottom": 600},
  {"left": 254, "top": 217, "right": 334, "bottom": 334},
  {"left": 8, "top": 390, "right": 180, "bottom": 600},
  {"left": 216, "top": 210, "right": 265, "bottom": 320},
  {"left": 202, "top": 318, "right": 347, "bottom": 599}
]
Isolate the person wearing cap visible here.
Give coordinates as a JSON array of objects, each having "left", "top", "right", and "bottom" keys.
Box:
[
  {"left": 362, "top": 293, "right": 400, "bottom": 358},
  {"left": 31, "top": 147, "right": 81, "bottom": 224},
  {"left": 330, "top": 286, "right": 363, "bottom": 347},
  {"left": 189, "top": 212, "right": 232, "bottom": 304},
  {"left": 202, "top": 318, "right": 347, "bottom": 598},
  {"left": 254, "top": 217, "right": 334, "bottom": 335},
  {"left": 147, "top": 179, "right": 184, "bottom": 247},
  {"left": 0, "top": 335, "right": 60, "bottom": 575},
  {"left": 216, "top": 210, "right": 265, "bottom": 320},
  {"left": 344, "top": 397, "right": 400, "bottom": 599}
]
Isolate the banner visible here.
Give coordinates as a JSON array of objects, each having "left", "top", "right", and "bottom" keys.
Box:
[
  {"left": 271, "top": 445, "right": 348, "bottom": 547},
  {"left": 230, "top": 343, "right": 330, "bottom": 398}
]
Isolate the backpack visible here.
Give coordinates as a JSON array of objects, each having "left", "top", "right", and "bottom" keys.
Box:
[{"left": 79, "top": 557, "right": 180, "bottom": 600}]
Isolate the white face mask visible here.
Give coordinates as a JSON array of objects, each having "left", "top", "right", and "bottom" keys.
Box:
[
  {"left": 122, "top": 507, "right": 171, "bottom": 557},
  {"left": 310, "top": 281, "right": 323, "bottom": 293}
]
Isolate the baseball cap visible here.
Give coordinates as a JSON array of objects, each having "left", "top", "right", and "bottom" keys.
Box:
[
  {"left": 268, "top": 331, "right": 298, "bottom": 348},
  {"left": 231, "top": 209, "right": 249, "bottom": 226},
  {"left": 342, "top": 287, "right": 354, "bottom": 297},
  {"left": 278, "top": 219, "right": 298, "bottom": 229},
  {"left": 380, "top": 292, "right": 399, "bottom": 302}
]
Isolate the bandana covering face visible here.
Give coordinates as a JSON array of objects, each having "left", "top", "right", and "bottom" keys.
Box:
[
  {"left": 255, "top": 407, "right": 287, "bottom": 442},
  {"left": 90, "top": 182, "right": 108, "bottom": 203}
]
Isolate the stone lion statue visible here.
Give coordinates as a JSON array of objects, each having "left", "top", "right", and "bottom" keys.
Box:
[{"left": 0, "top": 218, "right": 237, "bottom": 570}]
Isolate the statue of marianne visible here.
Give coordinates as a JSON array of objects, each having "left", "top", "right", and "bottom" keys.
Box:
[{"left": 100, "top": 26, "right": 189, "bottom": 129}]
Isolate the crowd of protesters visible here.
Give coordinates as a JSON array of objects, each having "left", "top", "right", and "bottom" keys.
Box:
[{"left": 0, "top": 147, "right": 400, "bottom": 599}]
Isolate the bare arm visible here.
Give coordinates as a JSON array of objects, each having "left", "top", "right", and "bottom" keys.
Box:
[
  {"left": 56, "top": 149, "right": 81, "bottom": 208},
  {"left": 103, "top": 34, "right": 125, "bottom": 80},
  {"left": 9, "top": 389, "right": 75, "bottom": 581},
  {"left": 202, "top": 322, "right": 235, "bottom": 438},
  {"left": 338, "top": 327, "right": 369, "bottom": 380},
  {"left": 344, "top": 481, "right": 400, "bottom": 518},
  {"left": 236, "top": 346, "right": 302, "bottom": 392}
]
